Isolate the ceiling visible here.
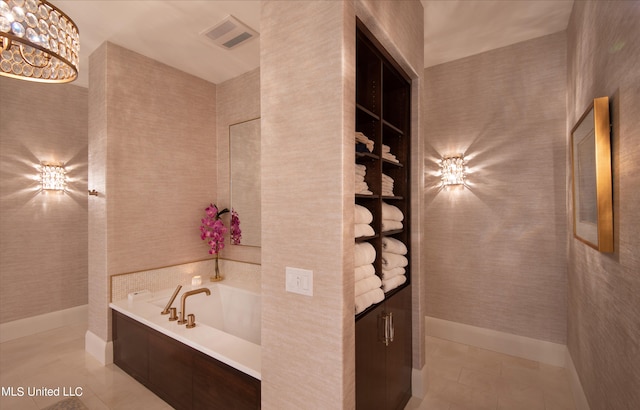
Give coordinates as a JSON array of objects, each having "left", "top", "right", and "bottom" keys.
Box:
[{"left": 54, "top": 0, "right": 574, "bottom": 88}]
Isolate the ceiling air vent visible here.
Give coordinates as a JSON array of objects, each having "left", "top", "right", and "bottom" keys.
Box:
[{"left": 202, "top": 15, "right": 258, "bottom": 50}]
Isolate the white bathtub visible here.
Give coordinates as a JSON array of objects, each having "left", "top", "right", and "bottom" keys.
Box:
[{"left": 110, "top": 282, "right": 261, "bottom": 379}]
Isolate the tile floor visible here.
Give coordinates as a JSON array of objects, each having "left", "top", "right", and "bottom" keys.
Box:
[
  {"left": 0, "top": 323, "right": 171, "bottom": 410},
  {"left": 1, "top": 323, "right": 576, "bottom": 409},
  {"left": 405, "top": 336, "right": 576, "bottom": 410}
]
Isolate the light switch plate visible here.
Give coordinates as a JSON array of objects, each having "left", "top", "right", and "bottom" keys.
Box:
[{"left": 285, "top": 267, "right": 313, "bottom": 296}]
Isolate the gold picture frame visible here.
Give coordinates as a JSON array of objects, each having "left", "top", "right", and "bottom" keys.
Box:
[{"left": 570, "top": 96, "right": 613, "bottom": 252}]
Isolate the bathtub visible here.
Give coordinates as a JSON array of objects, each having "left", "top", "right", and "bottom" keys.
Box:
[{"left": 109, "top": 281, "right": 261, "bottom": 379}]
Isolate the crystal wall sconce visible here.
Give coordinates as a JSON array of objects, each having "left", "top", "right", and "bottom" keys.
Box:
[
  {"left": 439, "top": 155, "right": 466, "bottom": 187},
  {"left": 41, "top": 163, "right": 66, "bottom": 191}
]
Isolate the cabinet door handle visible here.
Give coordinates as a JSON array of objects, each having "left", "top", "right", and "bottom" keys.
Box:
[
  {"left": 378, "top": 312, "right": 392, "bottom": 346},
  {"left": 388, "top": 312, "right": 394, "bottom": 343}
]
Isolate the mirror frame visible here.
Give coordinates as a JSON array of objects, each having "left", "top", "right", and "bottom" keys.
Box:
[{"left": 570, "top": 96, "right": 613, "bottom": 252}]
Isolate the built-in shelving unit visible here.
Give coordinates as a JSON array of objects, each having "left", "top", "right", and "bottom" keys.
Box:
[{"left": 354, "top": 19, "right": 412, "bottom": 410}]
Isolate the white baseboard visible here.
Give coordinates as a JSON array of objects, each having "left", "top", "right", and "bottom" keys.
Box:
[
  {"left": 0, "top": 304, "right": 87, "bottom": 343},
  {"left": 85, "top": 330, "right": 113, "bottom": 365},
  {"left": 425, "top": 316, "right": 566, "bottom": 367},
  {"left": 565, "top": 349, "right": 591, "bottom": 410},
  {"left": 411, "top": 364, "right": 428, "bottom": 399}
]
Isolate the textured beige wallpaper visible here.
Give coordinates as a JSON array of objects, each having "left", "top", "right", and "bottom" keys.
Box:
[
  {"left": 0, "top": 77, "right": 88, "bottom": 323},
  {"left": 260, "top": 2, "right": 356, "bottom": 407},
  {"left": 566, "top": 1, "right": 640, "bottom": 408},
  {"left": 423, "top": 32, "right": 568, "bottom": 344},
  {"left": 88, "top": 42, "right": 217, "bottom": 341}
]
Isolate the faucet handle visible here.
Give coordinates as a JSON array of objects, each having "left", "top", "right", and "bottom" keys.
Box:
[
  {"left": 168, "top": 307, "right": 178, "bottom": 321},
  {"left": 186, "top": 314, "right": 196, "bottom": 329}
]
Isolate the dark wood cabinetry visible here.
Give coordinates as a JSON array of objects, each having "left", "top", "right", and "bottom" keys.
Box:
[
  {"left": 355, "top": 20, "right": 412, "bottom": 410},
  {"left": 112, "top": 310, "right": 260, "bottom": 410}
]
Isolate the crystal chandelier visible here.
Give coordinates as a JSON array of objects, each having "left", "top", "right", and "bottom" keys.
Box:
[
  {"left": 439, "top": 155, "right": 466, "bottom": 186},
  {"left": 0, "top": 0, "right": 79, "bottom": 83}
]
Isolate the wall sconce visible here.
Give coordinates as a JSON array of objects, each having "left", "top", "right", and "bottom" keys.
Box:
[
  {"left": 41, "top": 163, "right": 66, "bottom": 191},
  {"left": 439, "top": 155, "right": 466, "bottom": 187}
]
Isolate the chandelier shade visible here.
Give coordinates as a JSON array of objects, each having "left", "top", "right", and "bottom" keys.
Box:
[{"left": 0, "top": 0, "right": 79, "bottom": 83}]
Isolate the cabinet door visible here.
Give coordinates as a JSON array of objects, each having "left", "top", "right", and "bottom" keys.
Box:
[
  {"left": 148, "top": 331, "right": 193, "bottom": 410},
  {"left": 113, "top": 311, "right": 149, "bottom": 383},
  {"left": 355, "top": 302, "right": 387, "bottom": 409},
  {"left": 385, "top": 286, "right": 412, "bottom": 410},
  {"left": 192, "top": 350, "right": 260, "bottom": 410}
]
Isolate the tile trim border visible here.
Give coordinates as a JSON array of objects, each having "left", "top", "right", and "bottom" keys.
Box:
[
  {"left": 0, "top": 304, "right": 87, "bottom": 343},
  {"left": 425, "top": 316, "right": 590, "bottom": 409}
]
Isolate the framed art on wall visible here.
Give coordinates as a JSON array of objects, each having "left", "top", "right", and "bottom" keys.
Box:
[{"left": 570, "top": 96, "right": 613, "bottom": 252}]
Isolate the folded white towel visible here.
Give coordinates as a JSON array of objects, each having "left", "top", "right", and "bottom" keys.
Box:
[
  {"left": 355, "top": 163, "right": 367, "bottom": 173},
  {"left": 382, "top": 202, "right": 403, "bottom": 221},
  {"left": 355, "top": 288, "right": 385, "bottom": 314},
  {"left": 356, "top": 181, "right": 370, "bottom": 192},
  {"left": 355, "top": 168, "right": 366, "bottom": 178},
  {"left": 355, "top": 275, "right": 382, "bottom": 297},
  {"left": 382, "top": 188, "right": 395, "bottom": 196},
  {"left": 381, "top": 266, "right": 405, "bottom": 280},
  {"left": 382, "top": 173, "right": 394, "bottom": 184},
  {"left": 381, "top": 252, "right": 408, "bottom": 269},
  {"left": 355, "top": 132, "right": 374, "bottom": 152},
  {"left": 383, "top": 153, "right": 399, "bottom": 163},
  {"left": 382, "top": 237, "right": 407, "bottom": 255},
  {"left": 355, "top": 223, "right": 375, "bottom": 238},
  {"left": 382, "top": 219, "right": 403, "bottom": 231},
  {"left": 358, "top": 189, "right": 374, "bottom": 195},
  {"left": 355, "top": 204, "right": 373, "bottom": 224},
  {"left": 382, "top": 274, "right": 406, "bottom": 293},
  {"left": 355, "top": 264, "right": 376, "bottom": 282},
  {"left": 355, "top": 242, "right": 376, "bottom": 266},
  {"left": 382, "top": 144, "right": 391, "bottom": 153}
]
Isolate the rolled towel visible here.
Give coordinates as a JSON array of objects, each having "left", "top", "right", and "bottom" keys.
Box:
[
  {"left": 382, "top": 202, "right": 404, "bottom": 221},
  {"left": 355, "top": 288, "right": 385, "bottom": 314},
  {"left": 381, "top": 266, "right": 405, "bottom": 280},
  {"left": 355, "top": 223, "right": 375, "bottom": 238},
  {"left": 382, "top": 274, "right": 407, "bottom": 292},
  {"left": 355, "top": 242, "right": 376, "bottom": 266},
  {"left": 382, "top": 219, "right": 403, "bottom": 231},
  {"left": 381, "top": 252, "right": 408, "bottom": 269},
  {"left": 382, "top": 237, "right": 407, "bottom": 255},
  {"left": 355, "top": 263, "right": 376, "bottom": 282},
  {"left": 355, "top": 204, "right": 373, "bottom": 224},
  {"left": 355, "top": 275, "right": 382, "bottom": 297}
]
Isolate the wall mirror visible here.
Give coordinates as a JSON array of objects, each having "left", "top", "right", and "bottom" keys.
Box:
[
  {"left": 570, "top": 96, "right": 613, "bottom": 252},
  {"left": 230, "top": 118, "right": 261, "bottom": 247}
]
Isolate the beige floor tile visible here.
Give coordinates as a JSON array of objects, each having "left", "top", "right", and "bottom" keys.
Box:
[
  {"left": 436, "top": 378, "right": 498, "bottom": 410},
  {"left": 458, "top": 367, "right": 500, "bottom": 395}
]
